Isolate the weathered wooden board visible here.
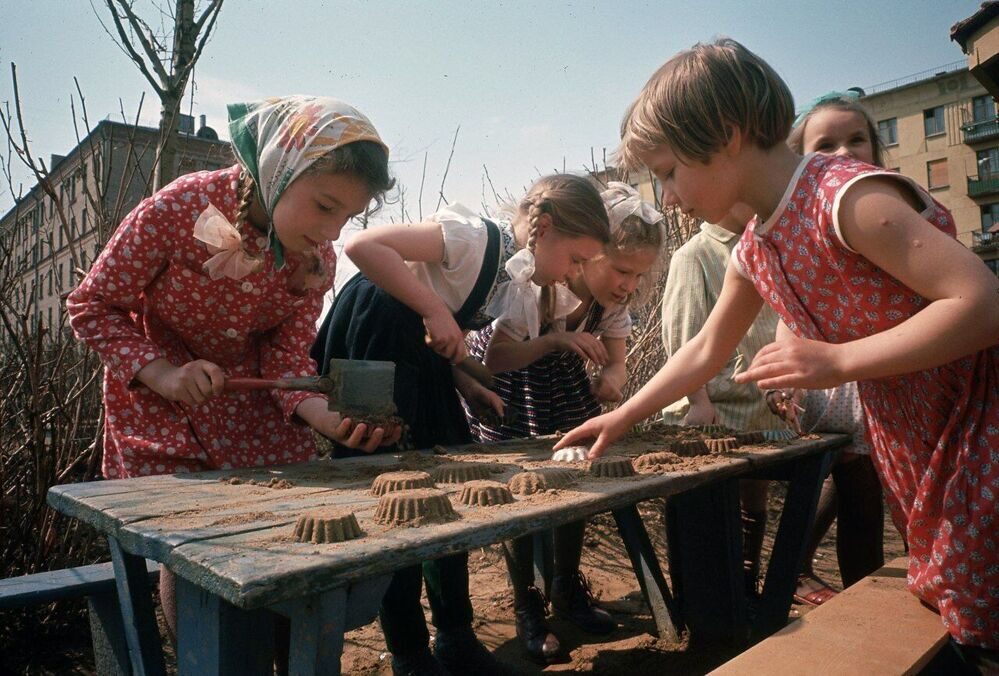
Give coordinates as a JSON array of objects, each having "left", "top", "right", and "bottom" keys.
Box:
[
  {"left": 710, "top": 557, "right": 950, "bottom": 675},
  {"left": 49, "top": 432, "right": 848, "bottom": 609}
]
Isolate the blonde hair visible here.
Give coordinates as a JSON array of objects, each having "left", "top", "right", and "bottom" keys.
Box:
[
  {"left": 515, "top": 174, "right": 610, "bottom": 326},
  {"left": 619, "top": 38, "right": 795, "bottom": 169},
  {"left": 787, "top": 96, "right": 885, "bottom": 168},
  {"left": 600, "top": 184, "right": 667, "bottom": 308}
]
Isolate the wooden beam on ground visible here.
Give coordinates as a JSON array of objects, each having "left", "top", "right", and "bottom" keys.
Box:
[{"left": 709, "top": 558, "right": 950, "bottom": 676}]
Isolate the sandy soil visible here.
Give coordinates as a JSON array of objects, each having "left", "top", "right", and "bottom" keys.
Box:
[{"left": 335, "top": 490, "right": 907, "bottom": 675}]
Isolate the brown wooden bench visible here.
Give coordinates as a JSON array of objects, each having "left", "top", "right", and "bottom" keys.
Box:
[{"left": 710, "top": 557, "right": 951, "bottom": 675}]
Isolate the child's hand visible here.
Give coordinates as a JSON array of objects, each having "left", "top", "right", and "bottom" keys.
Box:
[
  {"left": 590, "top": 377, "right": 623, "bottom": 403},
  {"left": 137, "top": 358, "right": 225, "bottom": 406},
  {"left": 295, "top": 398, "right": 401, "bottom": 453},
  {"left": 765, "top": 389, "right": 804, "bottom": 434},
  {"left": 551, "top": 331, "right": 608, "bottom": 366},
  {"left": 682, "top": 399, "right": 717, "bottom": 426},
  {"left": 424, "top": 309, "right": 467, "bottom": 363},
  {"left": 553, "top": 409, "right": 630, "bottom": 460},
  {"left": 735, "top": 335, "right": 845, "bottom": 390}
]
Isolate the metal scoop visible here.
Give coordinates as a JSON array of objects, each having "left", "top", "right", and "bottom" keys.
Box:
[{"left": 225, "top": 358, "right": 397, "bottom": 417}]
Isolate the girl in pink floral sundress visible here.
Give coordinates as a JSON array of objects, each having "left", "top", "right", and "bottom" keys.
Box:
[{"left": 556, "top": 39, "right": 999, "bottom": 669}]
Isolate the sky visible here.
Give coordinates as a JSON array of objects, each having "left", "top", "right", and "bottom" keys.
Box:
[{"left": 0, "top": 0, "right": 984, "bottom": 221}]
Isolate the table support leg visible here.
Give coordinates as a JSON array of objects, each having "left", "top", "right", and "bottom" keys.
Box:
[
  {"left": 665, "top": 478, "right": 745, "bottom": 649},
  {"left": 175, "top": 576, "right": 275, "bottom": 675},
  {"left": 107, "top": 538, "right": 166, "bottom": 676},
  {"left": 752, "top": 449, "right": 831, "bottom": 642},
  {"left": 270, "top": 575, "right": 392, "bottom": 676},
  {"left": 611, "top": 503, "right": 683, "bottom": 641}
]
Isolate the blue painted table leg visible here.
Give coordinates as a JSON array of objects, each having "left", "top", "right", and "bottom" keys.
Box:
[
  {"left": 752, "top": 449, "right": 832, "bottom": 642},
  {"left": 268, "top": 575, "right": 391, "bottom": 676},
  {"left": 175, "top": 577, "right": 275, "bottom": 675},
  {"left": 665, "top": 478, "right": 746, "bottom": 649},
  {"left": 108, "top": 538, "right": 166, "bottom": 676},
  {"left": 88, "top": 591, "right": 132, "bottom": 676},
  {"left": 612, "top": 503, "right": 683, "bottom": 641},
  {"left": 274, "top": 588, "right": 349, "bottom": 676}
]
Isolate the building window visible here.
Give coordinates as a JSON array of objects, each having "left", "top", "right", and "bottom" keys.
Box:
[
  {"left": 924, "top": 106, "right": 945, "bottom": 137},
  {"left": 986, "top": 259, "right": 999, "bottom": 276},
  {"left": 973, "top": 95, "right": 997, "bottom": 123},
  {"left": 47, "top": 269, "right": 53, "bottom": 296},
  {"left": 979, "top": 148, "right": 999, "bottom": 178},
  {"left": 927, "top": 158, "right": 948, "bottom": 189},
  {"left": 59, "top": 263, "right": 64, "bottom": 288},
  {"left": 878, "top": 118, "right": 898, "bottom": 146},
  {"left": 982, "top": 204, "right": 999, "bottom": 232}
]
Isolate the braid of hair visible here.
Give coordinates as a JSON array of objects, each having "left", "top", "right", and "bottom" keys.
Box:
[
  {"left": 526, "top": 192, "right": 555, "bottom": 330},
  {"left": 235, "top": 170, "right": 256, "bottom": 233},
  {"left": 526, "top": 193, "right": 547, "bottom": 253}
]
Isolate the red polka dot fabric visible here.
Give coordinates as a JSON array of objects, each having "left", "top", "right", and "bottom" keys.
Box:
[
  {"left": 67, "top": 165, "right": 334, "bottom": 478},
  {"left": 736, "top": 154, "right": 999, "bottom": 649}
]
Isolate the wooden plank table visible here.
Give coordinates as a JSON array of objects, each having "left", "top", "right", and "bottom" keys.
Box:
[{"left": 48, "top": 429, "right": 846, "bottom": 675}]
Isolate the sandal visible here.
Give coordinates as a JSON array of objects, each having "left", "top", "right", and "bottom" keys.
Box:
[{"left": 792, "top": 573, "right": 838, "bottom": 606}]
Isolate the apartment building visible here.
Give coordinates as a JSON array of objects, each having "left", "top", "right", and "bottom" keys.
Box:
[
  {"left": 0, "top": 115, "right": 232, "bottom": 333},
  {"left": 860, "top": 63, "right": 999, "bottom": 272}
]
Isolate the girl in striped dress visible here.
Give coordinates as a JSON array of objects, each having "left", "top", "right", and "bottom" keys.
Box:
[{"left": 465, "top": 182, "right": 665, "bottom": 663}]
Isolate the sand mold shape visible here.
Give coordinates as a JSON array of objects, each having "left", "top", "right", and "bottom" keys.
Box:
[
  {"left": 764, "top": 428, "right": 798, "bottom": 442},
  {"left": 508, "top": 467, "right": 576, "bottom": 495},
  {"left": 292, "top": 508, "right": 362, "bottom": 544},
  {"left": 589, "top": 455, "right": 635, "bottom": 478},
  {"left": 734, "top": 431, "right": 767, "bottom": 445},
  {"left": 374, "top": 488, "right": 456, "bottom": 526},
  {"left": 458, "top": 480, "right": 515, "bottom": 507},
  {"left": 669, "top": 439, "right": 710, "bottom": 457},
  {"left": 704, "top": 437, "right": 738, "bottom": 453},
  {"left": 634, "top": 452, "right": 680, "bottom": 471},
  {"left": 431, "top": 462, "right": 493, "bottom": 484},
  {"left": 370, "top": 470, "right": 434, "bottom": 496},
  {"left": 551, "top": 446, "right": 588, "bottom": 463}
]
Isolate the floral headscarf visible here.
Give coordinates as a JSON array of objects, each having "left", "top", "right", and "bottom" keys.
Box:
[{"left": 227, "top": 95, "right": 388, "bottom": 268}]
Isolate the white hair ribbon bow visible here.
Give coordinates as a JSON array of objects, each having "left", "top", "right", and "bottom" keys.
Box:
[
  {"left": 193, "top": 204, "right": 263, "bottom": 280},
  {"left": 602, "top": 181, "right": 664, "bottom": 229}
]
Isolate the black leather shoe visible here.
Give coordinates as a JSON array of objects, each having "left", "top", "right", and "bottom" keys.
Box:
[
  {"left": 433, "top": 627, "right": 511, "bottom": 676},
  {"left": 391, "top": 647, "right": 450, "bottom": 676},
  {"left": 514, "top": 586, "right": 562, "bottom": 664},
  {"left": 550, "top": 572, "right": 616, "bottom": 635}
]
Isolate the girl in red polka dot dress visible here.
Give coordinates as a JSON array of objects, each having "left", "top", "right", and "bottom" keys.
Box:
[
  {"left": 556, "top": 40, "right": 999, "bottom": 667},
  {"left": 68, "top": 96, "right": 400, "bottom": 481}
]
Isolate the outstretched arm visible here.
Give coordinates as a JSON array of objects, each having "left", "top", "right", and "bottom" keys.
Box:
[
  {"left": 556, "top": 263, "right": 764, "bottom": 457},
  {"left": 484, "top": 326, "right": 608, "bottom": 373},
  {"left": 345, "top": 223, "right": 466, "bottom": 362},
  {"left": 737, "top": 178, "right": 999, "bottom": 389}
]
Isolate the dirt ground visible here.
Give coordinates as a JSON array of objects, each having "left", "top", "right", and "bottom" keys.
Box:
[
  {"left": 336, "top": 490, "right": 907, "bottom": 676},
  {"left": 10, "top": 486, "right": 906, "bottom": 676}
]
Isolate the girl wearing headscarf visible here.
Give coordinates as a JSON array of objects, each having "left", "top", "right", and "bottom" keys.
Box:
[{"left": 69, "top": 95, "right": 398, "bottom": 479}]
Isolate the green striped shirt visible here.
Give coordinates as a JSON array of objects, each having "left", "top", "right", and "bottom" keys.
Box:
[{"left": 660, "top": 222, "right": 784, "bottom": 431}]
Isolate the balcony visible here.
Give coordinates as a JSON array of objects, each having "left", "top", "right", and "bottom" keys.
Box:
[
  {"left": 962, "top": 117, "right": 999, "bottom": 144},
  {"left": 973, "top": 230, "right": 999, "bottom": 252},
  {"left": 968, "top": 174, "right": 999, "bottom": 198}
]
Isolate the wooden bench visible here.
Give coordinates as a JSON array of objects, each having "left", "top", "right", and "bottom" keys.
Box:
[
  {"left": 0, "top": 559, "right": 161, "bottom": 676},
  {"left": 0, "top": 559, "right": 159, "bottom": 609},
  {"left": 710, "top": 557, "right": 951, "bottom": 675}
]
